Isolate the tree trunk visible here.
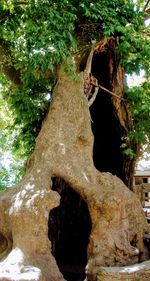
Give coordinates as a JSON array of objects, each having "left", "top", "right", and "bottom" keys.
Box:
[{"left": 0, "top": 42, "right": 149, "bottom": 281}]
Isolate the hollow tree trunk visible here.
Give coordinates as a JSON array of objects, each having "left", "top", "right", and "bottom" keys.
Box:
[
  {"left": 89, "top": 38, "right": 137, "bottom": 188},
  {"left": 0, "top": 42, "right": 149, "bottom": 281}
]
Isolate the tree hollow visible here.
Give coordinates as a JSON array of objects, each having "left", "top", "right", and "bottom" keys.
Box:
[{"left": 48, "top": 177, "right": 92, "bottom": 281}]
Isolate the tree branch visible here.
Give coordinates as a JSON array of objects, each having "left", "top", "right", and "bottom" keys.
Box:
[
  {"left": 14, "top": 1, "right": 30, "bottom": 5},
  {"left": 0, "top": 39, "right": 21, "bottom": 85},
  {"left": 143, "top": 0, "right": 150, "bottom": 11},
  {"left": 145, "top": 7, "right": 150, "bottom": 20}
]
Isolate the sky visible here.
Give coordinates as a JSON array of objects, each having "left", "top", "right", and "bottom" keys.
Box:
[{"left": 137, "top": 158, "right": 150, "bottom": 170}]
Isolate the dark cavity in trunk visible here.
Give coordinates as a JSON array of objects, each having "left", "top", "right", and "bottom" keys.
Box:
[
  {"left": 90, "top": 51, "right": 125, "bottom": 182},
  {"left": 48, "top": 177, "right": 92, "bottom": 281}
]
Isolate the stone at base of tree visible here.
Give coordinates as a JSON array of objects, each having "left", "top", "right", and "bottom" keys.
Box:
[{"left": 97, "top": 260, "right": 150, "bottom": 281}]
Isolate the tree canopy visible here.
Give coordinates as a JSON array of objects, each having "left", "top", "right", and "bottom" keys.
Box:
[{"left": 0, "top": 0, "right": 150, "bottom": 187}]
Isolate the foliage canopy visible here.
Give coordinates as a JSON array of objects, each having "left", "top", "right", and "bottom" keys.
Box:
[{"left": 0, "top": 0, "right": 150, "bottom": 187}]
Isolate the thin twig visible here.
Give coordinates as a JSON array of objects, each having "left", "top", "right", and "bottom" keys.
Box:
[
  {"left": 91, "top": 83, "right": 128, "bottom": 102},
  {"left": 143, "top": 0, "right": 150, "bottom": 11},
  {"left": 88, "top": 85, "right": 99, "bottom": 107}
]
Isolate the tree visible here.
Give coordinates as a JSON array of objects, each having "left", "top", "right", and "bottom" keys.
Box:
[{"left": 0, "top": 1, "right": 150, "bottom": 281}]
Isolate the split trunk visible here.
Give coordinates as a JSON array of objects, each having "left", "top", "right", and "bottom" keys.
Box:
[{"left": 0, "top": 39, "right": 149, "bottom": 281}]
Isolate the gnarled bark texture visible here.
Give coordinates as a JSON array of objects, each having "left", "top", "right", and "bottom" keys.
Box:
[{"left": 0, "top": 43, "right": 150, "bottom": 281}]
